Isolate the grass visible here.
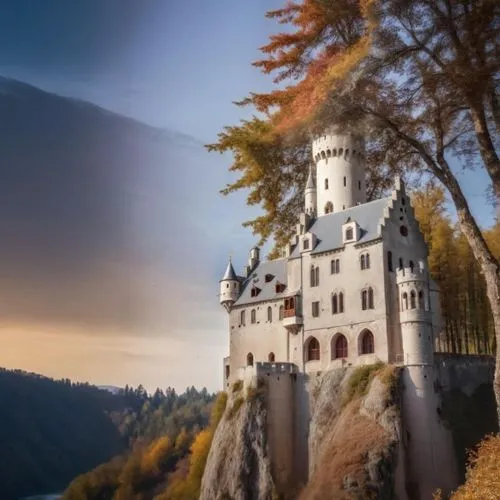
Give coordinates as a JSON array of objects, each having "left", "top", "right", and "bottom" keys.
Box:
[
  {"left": 342, "top": 362, "right": 385, "bottom": 407},
  {"left": 226, "top": 396, "right": 244, "bottom": 420}
]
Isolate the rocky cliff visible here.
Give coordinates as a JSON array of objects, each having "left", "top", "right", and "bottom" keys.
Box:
[{"left": 200, "top": 383, "right": 275, "bottom": 500}]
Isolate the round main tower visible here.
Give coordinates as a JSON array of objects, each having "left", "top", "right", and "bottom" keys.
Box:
[{"left": 311, "top": 131, "right": 366, "bottom": 216}]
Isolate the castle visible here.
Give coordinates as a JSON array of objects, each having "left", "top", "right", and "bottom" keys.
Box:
[
  {"left": 215, "top": 129, "right": 495, "bottom": 499},
  {"left": 219, "top": 130, "right": 442, "bottom": 386}
]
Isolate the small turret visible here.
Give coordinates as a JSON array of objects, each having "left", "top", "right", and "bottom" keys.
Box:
[
  {"left": 248, "top": 246, "right": 260, "bottom": 272},
  {"left": 219, "top": 258, "right": 240, "bottom": 312},
  {"left": 304, "top": 164, "right": 317, "bottom": 217}
]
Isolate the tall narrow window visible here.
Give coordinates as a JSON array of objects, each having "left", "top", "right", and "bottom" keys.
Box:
[
  {"left": 402, "top": 292, "right": 408, "bottom": 310},
  {"left": 303, "top": 239, "right": 309, "bottom": 250},
  {"left": 279, "top": 305, "right": 284, "bottom": 320},
  {"left": 399, "top": 258, "right": 404, "bottom": 270},
  {"left": 361, "top": 290, "right": 368, "bottom": 310},
  {"left": 361, "top": 254, "right": 366, "bottom": 270},
  {"left": 339, "top": 292, "right": 344, "bottom": 313},
  {"left": 312, "top": 301, "right": 320, "bottom": 317},
  {"left": 268, "top": 352, "right": 275, "bottom": 363},
  {"left": 410, "top": 290, "right": 416, "bottom": 309},
  {"left": 325, "top": 201, "right": 333, "bottom": 214},
  {"left": 311, "top": 266, "right": 320, "bottom": 286},
  {"left": 343, "top": 176, "right": 346, "bottom": 187},
  {"left": 358, "top": 180, "right": 361, "bottom": 190},
  {"left": 409, "top": 260, "right": 414, "bottom": 273},
  {"left": 366, "top": 253, "right": 370, "bottom": 269},
  {"left": 331, "top": 259, "right": 336, "bottom": 274},
  {"left": 325, "top": 179, "right": 329, "bottom": 190},
  {"left": 315, "top": 266, "right": 320, "bottom": 286},
  {"left": 332, "top": 294, "right": 338, "bottom": 314},
  {"left": 418, "top": 290, "right": 425, "bottom": 310},
  {"left": 307, "top": 337, "right": 320, "bottom": 361},
  {"left": 251, "top": 309, "right": 256, "bottom": 324},
  {"left": 368, "top": 287, "right": 374, "bottom": 309},
  {"left": 388, "top": 251, "right": 393, "bottom": 272},
  {"left": 267, "top": 306, "right": 272, "bottom": 322},
  {"left": 247, "top": 352, "right": 254, "bottom": 366},
  {"left": 240, "top": 310, "right": 246, "bottom": 326},
  {"left": 346, "top": 227, "right": 353, "bottom": 240}
]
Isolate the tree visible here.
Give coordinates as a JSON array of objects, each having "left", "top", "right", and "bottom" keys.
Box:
[{"left": 210, "top": 0, "right": 500, "bottom": 421}]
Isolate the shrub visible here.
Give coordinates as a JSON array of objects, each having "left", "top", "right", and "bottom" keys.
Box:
[
  {"left": 342, "top": 362, "right": 384, "bottom": 407},
  {"left": 232, "top": 380, "right": 243, "bottom": 393},
  {"left": 226, "top": 397, "right": 244, "bottom": 420},
  {"left": 210, "top": 392, "right": 228, "bottom": 428}
]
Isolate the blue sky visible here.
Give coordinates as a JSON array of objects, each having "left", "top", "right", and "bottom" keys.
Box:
[{"left": 0, "top": 0, "right": 494, "bottom": 392}]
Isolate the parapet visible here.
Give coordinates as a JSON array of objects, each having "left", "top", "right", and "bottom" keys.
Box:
[
  {"left": 396, "top": 266, "right": 428, "bottom": 285},
  {"left": 311, "top": 132, "right": 365, "bottom": 164},
  {"left": 236, "top": 362, "right": 298, "bottom": 389}
]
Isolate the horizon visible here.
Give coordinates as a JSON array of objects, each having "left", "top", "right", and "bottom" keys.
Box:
[{"left": 0, "top": 0, "right": 496, "bottom": 394}]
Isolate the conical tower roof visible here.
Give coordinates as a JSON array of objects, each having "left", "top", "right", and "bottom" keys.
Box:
[
  {"left": 305, "top": 164, "right": 315, "bottom": 190},
  {"left": 221, "top": 259, "right": 237, "bottom": 281}
]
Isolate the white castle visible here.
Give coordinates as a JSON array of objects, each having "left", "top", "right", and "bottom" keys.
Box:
[{"left": 219, "top": 129, "right": 442, "bottom": 386}]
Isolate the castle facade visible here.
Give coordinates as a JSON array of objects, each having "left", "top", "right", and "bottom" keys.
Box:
[{"left": 219, "top": 130, "right": 443, "bottom": 388}]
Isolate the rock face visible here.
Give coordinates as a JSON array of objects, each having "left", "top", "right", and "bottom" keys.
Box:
[
  {"left": 302, "top": 366, "right": 402, "bottom": 500},
  {"left": 200, "top": 389, "right": 275, "bottom": 500}
]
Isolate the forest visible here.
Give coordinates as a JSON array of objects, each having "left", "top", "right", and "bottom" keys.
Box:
[{"left": 0, "top": 368, "right": 213, "bottom": 500}]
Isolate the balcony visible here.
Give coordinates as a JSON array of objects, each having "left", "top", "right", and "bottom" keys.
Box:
[{"left": 282, "top": 308, "right": 303, "bottom": 332}]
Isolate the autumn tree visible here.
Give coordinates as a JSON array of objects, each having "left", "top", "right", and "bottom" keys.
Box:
[{"left": 210, "top": 0, "right": 500, "bottom": 420}]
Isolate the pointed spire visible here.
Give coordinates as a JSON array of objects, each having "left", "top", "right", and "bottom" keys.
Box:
[
  {"left": 222, "top": 258, "right": 237, "bottom": 281},
  {"left": 305, "top": 164, "right": 315, "bottom": 190}
]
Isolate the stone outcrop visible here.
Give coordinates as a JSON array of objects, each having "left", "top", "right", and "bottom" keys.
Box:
[{"left": 200, "top": 387, "right": 275, "bottom": 500}]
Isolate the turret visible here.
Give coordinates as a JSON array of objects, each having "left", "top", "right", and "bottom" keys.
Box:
[
  {"left": 312, "top": 130, "right": 366, "bottom": 216},
  {"left": 396, "top": 264, "right": 433, "bottom": 365},
  {"left": 304, "top": 164, "right": 317, "bottom": 217},
  {"left": 219, "top": 258, "right": 240, "bottom": 312},
  {"left": 248, "top": 246, "right": 260, "bottom": 272}
]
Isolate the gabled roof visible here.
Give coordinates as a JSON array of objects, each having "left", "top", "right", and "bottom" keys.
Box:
[
  {"left": 291, "top": 197, "right": 390, "bottom": 257},
  {"left": 221, "top": 259, "right": 237, "bottom": 281},
  {"left": 234, "top": 259, "right": 288, "bottom": 306}
]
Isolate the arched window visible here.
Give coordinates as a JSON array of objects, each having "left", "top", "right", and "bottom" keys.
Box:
[
  {"left": 409, "top": 260, "right": 414, "bottom": 273},
  {"left": 339, "top": 292, "right": 344, "bottom": 313},
  {"left": 339, "top": 148, "right": 343, "bottom": 156},
  {"left": 321, "top": 151, "right": 326, "bottom": 159},
  {"left": 251, "top": 309, "right": 256, "bottom": 323},
  {"left": 335, "top": 259, "right": 340, "bottom": 274},
  {"left": 247, "top": 352, "right": 254, "bottom": 366},
  {"left": 334, "top": 334, "right": 348, "bottom": 359},
  {"left": 240, "top": 310, "right": 246, "bottom": 326},
  {"left": 410, "top": 290, "right": 416, "bottom": 309},
  {"left": 418, "top": 290, "right": 425, "bottom": 309},
  {"left": 345, "top": 228, "right": 353, "bottom": 240},
  {"left": 402, "top": 292, "right": 408, "bottom": 310},
  {"left": 360, "top": 330, "right": 374, "bottom": 354},
  {"left": 315, "top": 266, "right": 320, "bottom": 286},
  {"left": 366, "top": 253, "right": 370, "bottom": 269},
  {"left": 327, "top": 149, "right": 331, "bottom": 157},
  {"left": 325, "top": 201, "right": 333, "bottom": 214},
  {"left": 325, "top": 178, "right": 329, "bottom": 190},
  {"left": 267, "top": 306, "right": 272, "bottom": 322},
  {"left": 332, "top": 293, "right": 338, "bottom": 314},
  {"left": 332, "top": 149, "right": 337, "bottom": 157},
  {"left": 388, "top": 251, "right": 393, "bottom": 272},
  {"left": 360, "top": 254, "right": 366, "bottom": 270},
  {"left": 268, "top": 352, "right": 275, "bottom": 363},
  {"left": 361, "top": 289, "right": 368, "bottom": 310},
  {"left": 368, "top": 287, "right": 374, "bottom": 309},
  {"left": 307, "top": 337, "right": 320, "bottom": 361},
  {"left": 279, "top": 305, "right": 284, "bottom": 320},
  {"left": 310, "top": 265, "right": 320, "bottom": 287}
]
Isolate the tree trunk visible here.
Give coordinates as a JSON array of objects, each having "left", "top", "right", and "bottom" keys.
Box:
[{"left": 446, "top": 173, "right": 500, "bottom": 424}]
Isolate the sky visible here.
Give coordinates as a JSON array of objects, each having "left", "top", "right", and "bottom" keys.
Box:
[{"left": 0, "top": 0, "right": 495, "bottom": 393}]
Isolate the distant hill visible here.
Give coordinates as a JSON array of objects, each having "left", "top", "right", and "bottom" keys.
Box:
[
  {"left": 0, "top": 367, "right": 214, "bottom": 500},
  {"left": 98, "top": 385, "right": 122, "bottom": 395}
]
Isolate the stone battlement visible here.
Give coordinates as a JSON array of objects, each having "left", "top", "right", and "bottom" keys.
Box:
[{"left": 396, "top": 266, "right": 428, "bottom": 284}]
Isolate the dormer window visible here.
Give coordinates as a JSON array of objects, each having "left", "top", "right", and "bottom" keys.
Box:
[
  {"left": 250, "top": 286, "right": 261, "bottom": 297},
  {"left": 275, "top": 282, "right": 286, "bottom": 294},
  {"left": 303, "top": 239, "right": 310, "bottom": 250},
  {"left": 265, "top": 274, "right": 274, "bottom": 283},
  {"left": 345, "top": 228, "right": 353, "bottom": 240}
]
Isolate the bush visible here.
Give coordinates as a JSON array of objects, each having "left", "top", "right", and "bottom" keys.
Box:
[
  {"left": 342, "top": 362, "right": 384, "bottom": 406},
  {"left": 232, "top": 380, "right": 243, "bottom": 393},
  {"left": 226, "top": 397, "right": 245, "bottom": 420}
]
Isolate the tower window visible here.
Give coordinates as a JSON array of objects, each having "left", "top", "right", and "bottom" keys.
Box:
[
  {"left": 409, "top": 260, "right": 414, "bottom": 273},
  {"left": 400, "top": 225, "right": 408, "bottom": 237},
  {"left": 410, "top": 290, "right": 416, "bottom": 309},
  {"left": 327, "top": 149, "right": 331, "bottom": 157},
  {"left": 418, "top": 290, "right": 425, "bottom": 309},
  {"left": 325, "top": 201, "right": 333, "bottom": 214},
  {"left": 358, "top": 180, "right": 361, "bottom": 190},
  {"left": 325, "top": 179, "right": 329, "bottom": 190},
  {"left": 402, "top": 292, "right": 408, "bottom": 310},
  {"left": 268, "top": 352, "right": 275, "bottom": 363},
  {"left": 343, "top": 176, "right": 346, "bottom": 187},
  {"left": 339, "top": 148, "right": 343, "bottom": 156},
  {"left": 312, "top": 301, "right": 320, "bottom": 317},
  {"left": 251, "top": 309, "right": 256, "bottom": 323},
  {"left": 399, "top": 258, "right": 404, "bottom": 270},
  {"left": 388, "top": 251, "right": 393, "bottom": 272},
  {"left": 247, "top": 352, "right": 254, "bottom": 366}
]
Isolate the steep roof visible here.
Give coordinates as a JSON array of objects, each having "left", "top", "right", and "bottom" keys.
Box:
[
  {"left": 234, "top": 259, "right": 289, "bottom": 306},
  {"left": 291, "top": 197, "right": 390, "bottom": 257},
  {"left": 305, "top": 165, "right": 315, "bottom": 189},
  {"left": 221, "top": 259, "right": 237, "bottom": 281}
]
